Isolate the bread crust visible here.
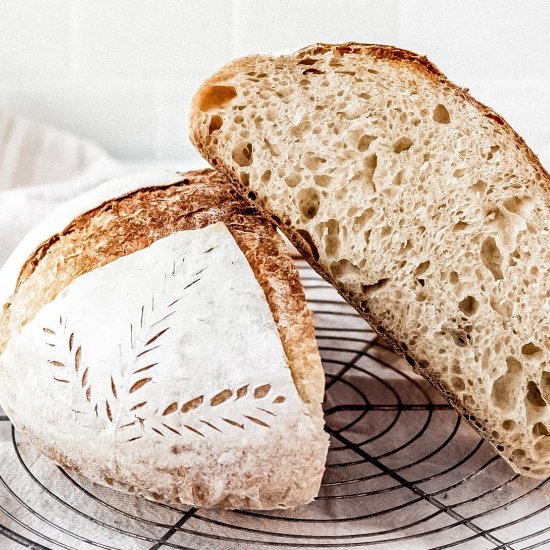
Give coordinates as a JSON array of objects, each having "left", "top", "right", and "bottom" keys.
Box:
[
  {"left": 190, "top": 43, "right": 550, "bottom": 478},
  {"left": 0, "top": 169, "right": 327, "bottom": 508}
]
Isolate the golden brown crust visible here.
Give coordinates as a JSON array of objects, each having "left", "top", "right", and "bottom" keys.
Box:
[
  {"left": 1, "top": 169, "right": 322, "bottom": 408},
  {"left": 190, "top": 43, "right": 550, "bottom": 477}
]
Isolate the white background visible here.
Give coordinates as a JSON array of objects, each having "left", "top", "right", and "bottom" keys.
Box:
[{"left": 1, "top": 0, "right": 549, "bottom": 166}]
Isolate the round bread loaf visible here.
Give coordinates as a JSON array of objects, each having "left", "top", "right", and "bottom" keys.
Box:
[{"left": 0, "top": 168, "right": 328, "bottom": 509}]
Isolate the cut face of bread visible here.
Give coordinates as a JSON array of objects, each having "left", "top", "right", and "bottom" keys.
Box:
[
  {"left": 190, "top": 44, "right": 550, "bottom": 477},
  {"left": 0, "top": 169, "right": 328, "bottom": 509}
]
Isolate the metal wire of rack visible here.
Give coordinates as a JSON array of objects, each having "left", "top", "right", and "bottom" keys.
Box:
[{"left": 0, "top": 259, "right": 549, "bottom": 549}]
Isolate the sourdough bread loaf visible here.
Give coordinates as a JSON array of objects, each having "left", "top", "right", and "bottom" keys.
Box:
[
  {"left": 190, "top": 43, "right": 550, "bottom": 477},
  {"left": 0, "top": 169, "right": 329, "bottom": 509}
]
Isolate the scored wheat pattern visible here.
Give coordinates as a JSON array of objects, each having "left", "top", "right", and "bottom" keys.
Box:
[
  {"left": 43, "top": 315, "right": 107, "bottom": 419},
  {"left": 126, "top": 260, "right": 207, "bottom": 417},
  {"left": 121, "top": 253, "right": 291, "bottom": 441},
  {"left": 121, "top": 382, "right": 287, "bottom": 442},
  {"left": 42, "top": 246, "right": 287, "bottom": 442}
]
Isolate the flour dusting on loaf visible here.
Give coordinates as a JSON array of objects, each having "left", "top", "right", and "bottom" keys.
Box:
[{"left": 0, "top": 169, "right": 329, "bottom": 509}]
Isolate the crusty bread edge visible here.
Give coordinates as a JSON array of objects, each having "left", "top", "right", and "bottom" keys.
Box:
[{"left": 189, "top": 42, "right": 550, "bottom": 478}]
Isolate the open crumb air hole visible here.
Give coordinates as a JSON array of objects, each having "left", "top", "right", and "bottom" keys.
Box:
[
  {"left": 198, "top": 85, "right": 237, "bottom": 112},
  {"left": 393, "top": 137, "right": 413, "bottom": 153},
  {"left": 491, "top": 357, "right": 522, "bottom": 411},
  {"left": 231, "top": 142, "right": 253, "bottom": 167},
  {"left": 298, "top": 188, "right": 321, "bottom": 219},
  {"left": 480, "top": 236, "right": 504, "bottom": 280},
  {"left": 433, "top": 104, "right": 451, "bottom": 124}
]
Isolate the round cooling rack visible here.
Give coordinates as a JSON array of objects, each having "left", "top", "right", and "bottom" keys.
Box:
[{"left": 1, "top": 260, "right": 549, "bottom": 550}]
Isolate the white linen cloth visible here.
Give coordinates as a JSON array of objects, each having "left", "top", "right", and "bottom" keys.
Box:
[{"left": 0, "top": 111, "right": 123, "bottom": 268}]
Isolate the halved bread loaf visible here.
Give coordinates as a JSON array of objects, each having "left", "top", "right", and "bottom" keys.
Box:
[
  {"left": 190, "top": 43, "right": 550, "bottom": 477},
  {"left": 0, "top": 169, "right": 328, "bottom": 509}
]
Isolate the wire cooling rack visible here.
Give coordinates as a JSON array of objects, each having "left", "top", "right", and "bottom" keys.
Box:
[{"left": 0, "top": 259, "right": 549, "bottom": 550}]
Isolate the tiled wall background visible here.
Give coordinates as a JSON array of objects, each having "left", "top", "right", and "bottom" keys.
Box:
[{"left": 1, "top": 0, "right": 549, "bottom": 166}]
